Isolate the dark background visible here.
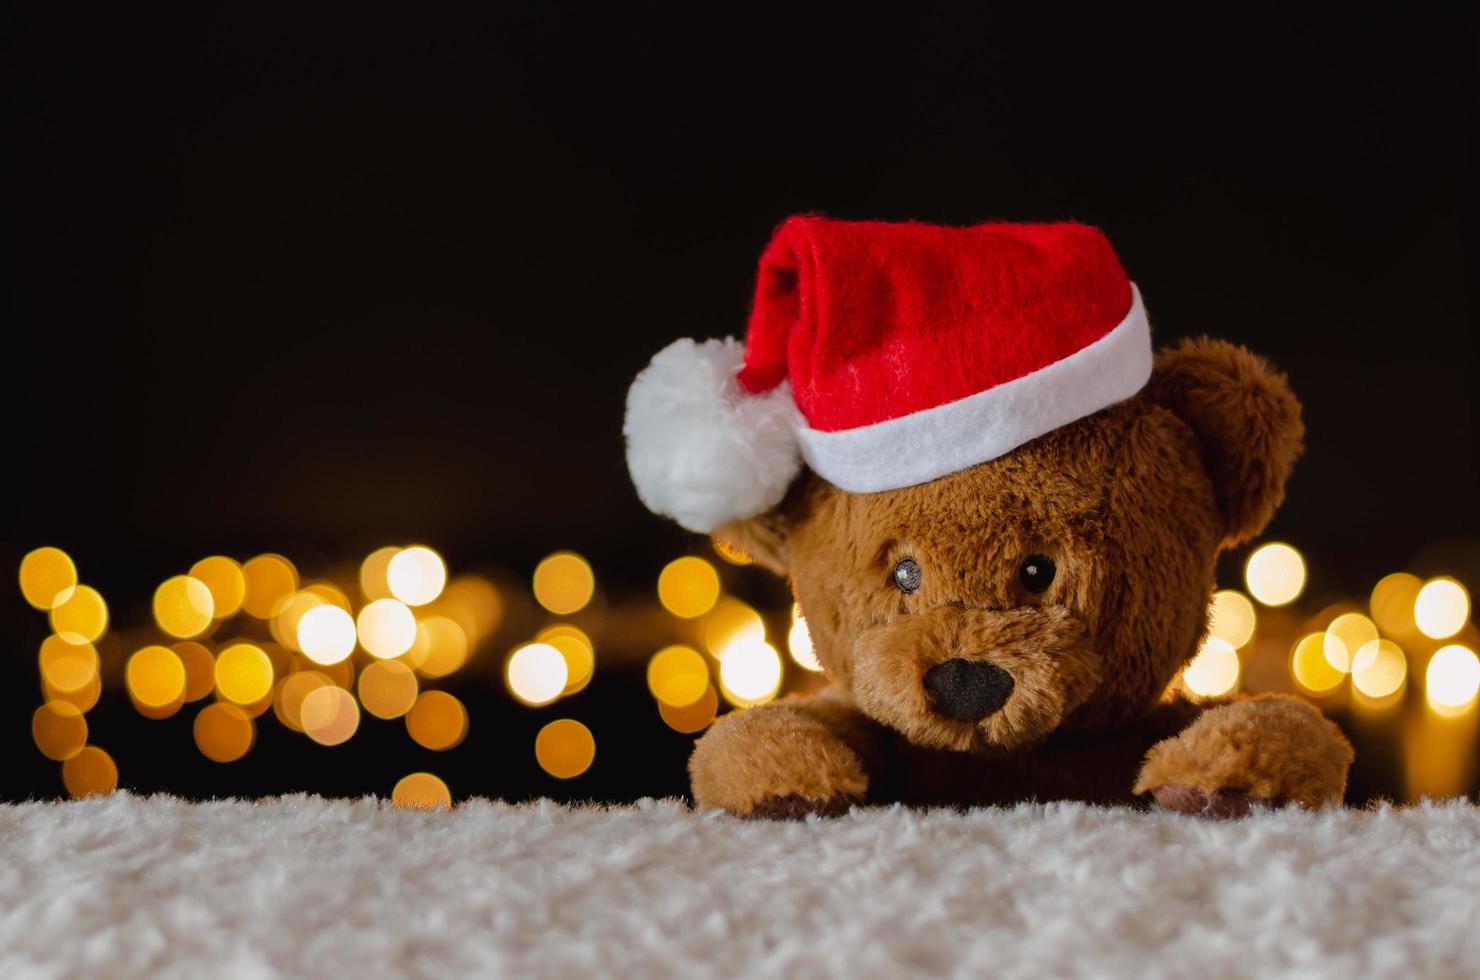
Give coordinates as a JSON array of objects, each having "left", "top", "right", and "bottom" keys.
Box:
[{"left": 5, "top": 8, "right": 1476, "bottom": 802}]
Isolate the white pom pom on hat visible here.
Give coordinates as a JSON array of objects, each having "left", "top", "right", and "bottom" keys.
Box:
[{"left": 624, "top": 216, "right": 1153, "bottom": 533}]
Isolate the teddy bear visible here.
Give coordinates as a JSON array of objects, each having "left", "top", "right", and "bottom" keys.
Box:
[{"left": 625, "top": 215, "right": 1354, "bottom": 818}]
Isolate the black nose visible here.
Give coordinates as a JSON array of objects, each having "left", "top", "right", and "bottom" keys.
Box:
[{"left": 922, "top": 659, "right": 1015, "bottom": 722}]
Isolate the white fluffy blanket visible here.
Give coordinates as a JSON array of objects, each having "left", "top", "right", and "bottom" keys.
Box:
[{"left": 2, "top": 795, "right": 1478, "bottom": 978}]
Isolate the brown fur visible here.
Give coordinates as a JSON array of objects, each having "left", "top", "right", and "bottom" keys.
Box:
[{"left": 700, "top": 338, "right": 1351, "bottom": 818}]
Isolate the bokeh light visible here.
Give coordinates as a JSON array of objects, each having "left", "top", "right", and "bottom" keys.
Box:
[
  {"left": 32, "top": 702, "right": 88, "bottom": 761},
  {"left": 359, "top": 546, "right": 400, "bottom": 601},
  {"left": 387, "top": 546, "right": 447, "bottom": 607},
  {"left": 173, "top": 642, "right": 216, "bottom": 701},
  {"left": 38, "top": 635, "right": 99, "bottom": 695},
  {"left": 273, "top": 670, "right": 332, "bottom": 731},
  {"left": 647, "top": 645, "right": 710, "bottom": 707},
  {"left": 534, "top": 719, "right": 595, "bottom": 779},
  {"left": 406, "top": 691, "right": 468, "bottom": 750},
  {"left": 718, "top": 639, "right": 783, "bottom": 707},
  {"left": 392, "top": 772, "right": 451, "bottom": 809},
  {"left": 44, "top": 673, "right": 101, "bottom": 713},
  {"left": 1323, "top": 613, "right": 1378, "bottom": 673},
  {"left": 1181, "top": 637, "right": 1240, "bottom": 698},
  {"left": 658, "top": 683, "right": 719, "bottom": 733},
  {"left": 532, "top": 552, "right": 594, "bottom": 615},
  {"left": 1352, "top": 639, "right": 1407, "bottom": 699},
  {"left": 61, "top": 746, "right": 117, "bottom": 798},
  {"left": 1208, "top": 590, "right": 1257, "bottom": 649},
  {"left": 189, "top": 556, "right": 245, "bottom": 619},
  {"left": 127, "top": 645, "right": 188, "bottom": 708},
  {"left": 506, "top": 642, "right": 568, "bottom": 706},
  {"left": 19, "top": 546, "right": 77, "bottom": 610},
  {"left": 1425, "top": 645, "right": 1480, "bottom": 715},
  {"left": 787, "top": 608, "right": 824, "bottom": 672},
  {"left": 193, "top": 703, "right": 255, "bottom": 762},
  {"left": 241, "top": 554, "right": 299, "bottom": 618},
  {"left": 153, "top": 575, "right": 215, "bottom": 638},
  {"left": 214, "top": 643, "right": 274, "bottom": 705},
  {"left": 358, "top": 659, "right": 419, "bottom": 719},
  {"left": 270, "top": 591, "right": 325, "bottom": 651},
  {"left": 703, "top": 599, "right": 765, "bottom": 657},
  {"left": 1291, "top": 632, "right": 1344, "bottom": 694},
  {"left": 357, "top": 598, "right": 418, "bottom": 659},
  {"left": 297, "top": 604, "right": 357, "bottom": 665},
  {"left": 300, "top": 685, "right": 361, "bottom": 746},
  {"left": 408, "top": 616, "right": 469, "bottom": 678},
  {"left": 657, "top": 557, "right": 721, "bottom": 619},
  {"left": 1245, "top": 543, "right": 1306, "bottom": 606},
  {"left": 538, "top": 625, "right": 594, "bottom": 695},
  {"left": 1414, "top": 577, "right": 1470, "bottom": 640},
  {"left": 49, "top": 585, "right": 108, "bottom": 643},
  {"left": 1370, "top": 572, "right": 1422, "bottom": 635}
]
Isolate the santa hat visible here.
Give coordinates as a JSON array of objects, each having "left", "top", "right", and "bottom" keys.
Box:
[{"left": 625, "top": 216, "right": 1152, "bottom": 532}]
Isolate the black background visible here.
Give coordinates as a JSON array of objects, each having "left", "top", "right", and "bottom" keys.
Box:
[{"left": 5, "top": 7, "right": 1476, "bottom": 802}]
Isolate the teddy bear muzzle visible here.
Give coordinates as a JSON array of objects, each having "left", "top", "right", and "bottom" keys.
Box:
[{"left": 922, "top": 658, "right": 1015, "bottom": 722}]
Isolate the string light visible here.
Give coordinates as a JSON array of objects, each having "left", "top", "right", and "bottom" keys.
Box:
[
  {"left": 357, "top": 598, "right": 418, "bottom": 659},
  {"left": 215, "top": 643, "right": 274, "bottom": 705},
  {"left": 1351, "top": 639, "right": 1407, "bottom": 699},
  {"left": 37, "top": 635, "right": 99, "bottom": 695},
  {"left": 358, "top": 659, "right": 419, "bottom": 719},
  {"left": 297, "top": 604, "right": 357, "bottom": 665},
  {"left": 1425, "top": 645, "right": 1480, "bottom": 715},
  {"left": 153, "top": 575, "right": 215, "bottom": 638},
  {"left": 537, "top": 625, "right": 595, "bottom": 695},
  {"left": 1291, "top": 633, "right": 1344, "bottom": 694},
  {"left": 405, "top": 691, "right": 468, "bottom": 751},
  {"left": 19, "top": 546, "right": 77, "bottom": 610},
  {"left": 189, "top": 556, "right": 245, "bottom": 619},
  {"left": 718, "top": 638, "right": 783, "bottom": 707},
  {"left": 240, "top": 554, "right": 298, "bottom": 618},
  {"left": 1414, "top": 578, "right": 1469, "bottom": 640},
  {"left": 1245, "top": 543, "right": 1306, "bottom": 606},
  {"left": 387, "top": 546, "right": 447, "bottom": 606},
  {"left": 194, "top": 703, "right": 255, "bottom": 762},
  {"left": 127, "top": 645, "right": 188, "bottom": 708},
  {"left": 657, "top": 557, "right": 720, "bottom": 619},
  {"left": 506, "top": 643, "right": 567, "bottom": 706},
  {"left": 534, "top": 719, "right": 595, "bottom": 779},
  {"left": 647, "top": 645, "right": 709, "bottom": 707},
  {"left": 532, "top": 552, "right": 594, "bottom": 615},
  {"left": 32, "top": 702, "right": 88, "bottom": 761},
  {"left": 49, "top": 585, "right": 108, "bottom": 643},
  {"left": 1323, "top": 613, "right": 1378, "bottom": 673},
  {"left": 300, "top": 686, "right": 360, "bottom": 746}
]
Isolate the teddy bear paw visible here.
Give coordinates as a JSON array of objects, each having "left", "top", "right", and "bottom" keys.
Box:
[
  {"left": 1149, "top": 784, "right": 1289, "bottom": 819},
  {"left": 745, "top": 792, "right": 863, "bottom": 820}
]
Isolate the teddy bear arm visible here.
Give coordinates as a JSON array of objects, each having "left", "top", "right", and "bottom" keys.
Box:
[
  {"left": 1133, "top": 693, "right": 1353, "bottom": 817},
  {"left": 688, "top": 685, "right": 885, "bottom": 818}
]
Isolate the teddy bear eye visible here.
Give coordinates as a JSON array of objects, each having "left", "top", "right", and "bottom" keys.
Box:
[
  {"left": 1019, "top": 555, "right": 1056, "bottom": 593},
  {"left": 892, "top": 558, "right": 922, "bottom": 594}
]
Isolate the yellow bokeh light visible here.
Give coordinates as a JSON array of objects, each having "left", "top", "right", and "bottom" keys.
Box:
[
  {"left": 535, "top": 719, "right": 595, "bottom": 779},
  {"left": 647, "top": 645, "right": 710, "bottom": 708},
  {"left": 38, "top": 635, "right": 99, "bottom": 694},
  {"left": 406, "top": 690, "right": 469, "bottom": 750},
  {"left": 20, "top": 546, "right": 77, "bottom": 610},
  {"left": 360, "top": 546, "right": 400, "bottom": 602},
  {"left": 1370, "top": 572, "right": 1422, "bottom": 635},
  {"left": 657, "top": 557, "right": 721, "bottom": 619},
  {"left": 44, "top": 673, "right": 101, "bottom": 713},
  {"left": 1322, "top": 613, "right": 1378, "bottom": 673},
  {"left": 189, "top": 556, "right": 245, "bottom": 619},
  {"left": 788, "top": 610, "right": 823, "bottom": 672},
  {"left": 658, "top": 683, "right": 719, "bottom": 733},
  {"left": 506, "top": 642, "right": 568, "bottom": 706},
  {"left": 300, "top": 685, "right": 361, "bottom": 746},
  {"left": 718, "top": 639, "right": 783, "bottom": 707},
  {"left": 1414, "top": 577, "right": 1469, "bottom": 640},
  {"left": 1291, "top": 632, "right": 1344, "bottom": 694},
  {"left": 1425, "top": 645, "right": 1480, "bottom": 715},
  {"left": 439, "top": 575, "right": 503, "bottom": 642},
  {"left": 273, "top": 670, "right": 332, "bottom": 731},
  {"left": 357, "top": 598, "right": 418, "bottom": 659},
  {"left": 270, "top": 591, "right": 325, "bottom": 651},
  {"left": 173, "top": 642, "right": 216, "bottom": 701},
  {"left": 153, "top": 575, "right": 215, "bottom": 638},
  {"left": 304, "top": 582, "right": 353, "bottom": 613},
  {"left": 1244, "top": 543, "right": 1306, "bottom": 607},
  {"left": 297, "top": 604, "right": 357, "bottom": 665},
  {"left": 387, "top": 545, "right": 447, "bottom": 607},
  {"left": 193, "top": 703, "right": 255, "bottom": 762},
  {"left": 215, "top": 643, "right": 274, "bottom": 705},
  {"left": 241, "top": 554, "right": 299, "bottom": 619},
  {"left": 358, "top": 659, "right": 419, "bottom": 719},
  {"left": 408, "top": 616, "right": 469, "bottom": 678},
  {"left": 703, "top": 599, "right": 765, "bottom": 657},
  {"left": 1207, "top": 590, "right": 1257, "bottom": 649},
  {"left": 62, "top": 746, "right": 117, "bottom": 798},
  {"left": 127, "top": 645, "right": 187, "bottom": 708},
  {"left": 393, "top": 772, "right": 451, "bottom": 809},
  {"left": 1352, "top": 639, "right": 1407, "bottom": 699},
  {"left": 532, "top": 552, "right": 594, "bottom": 615},
  {"left": 32, "top": 702, "right": 88, "bottom": 761},
  {"left": 711, "top": 536, "right": 754, "bottom": 566},
  {"left": 49, "top": 585, "right": 108, "bottom": 643},
  {"left": 1181, "top": 637, "right": 1240, "bottom": 698},
  {"left": 538, "top": 627, "right": 594, "bottom": 695}
]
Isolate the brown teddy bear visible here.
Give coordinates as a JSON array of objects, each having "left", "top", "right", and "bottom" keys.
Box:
[{"left": 625, "top": 216, "right": 1353, "bottom": 818}]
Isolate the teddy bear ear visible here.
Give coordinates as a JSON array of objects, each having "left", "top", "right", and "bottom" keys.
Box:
[
  {"left": 1144, "top": 337, "right": 1305, "bottom": 548},
  {"left": 712, "top": 512, "right": 791, "bottom": 576}
]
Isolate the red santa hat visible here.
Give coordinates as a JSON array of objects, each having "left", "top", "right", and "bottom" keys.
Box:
[{"left": 625, "top": 216, "right": 1152, "bottom": 532}]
